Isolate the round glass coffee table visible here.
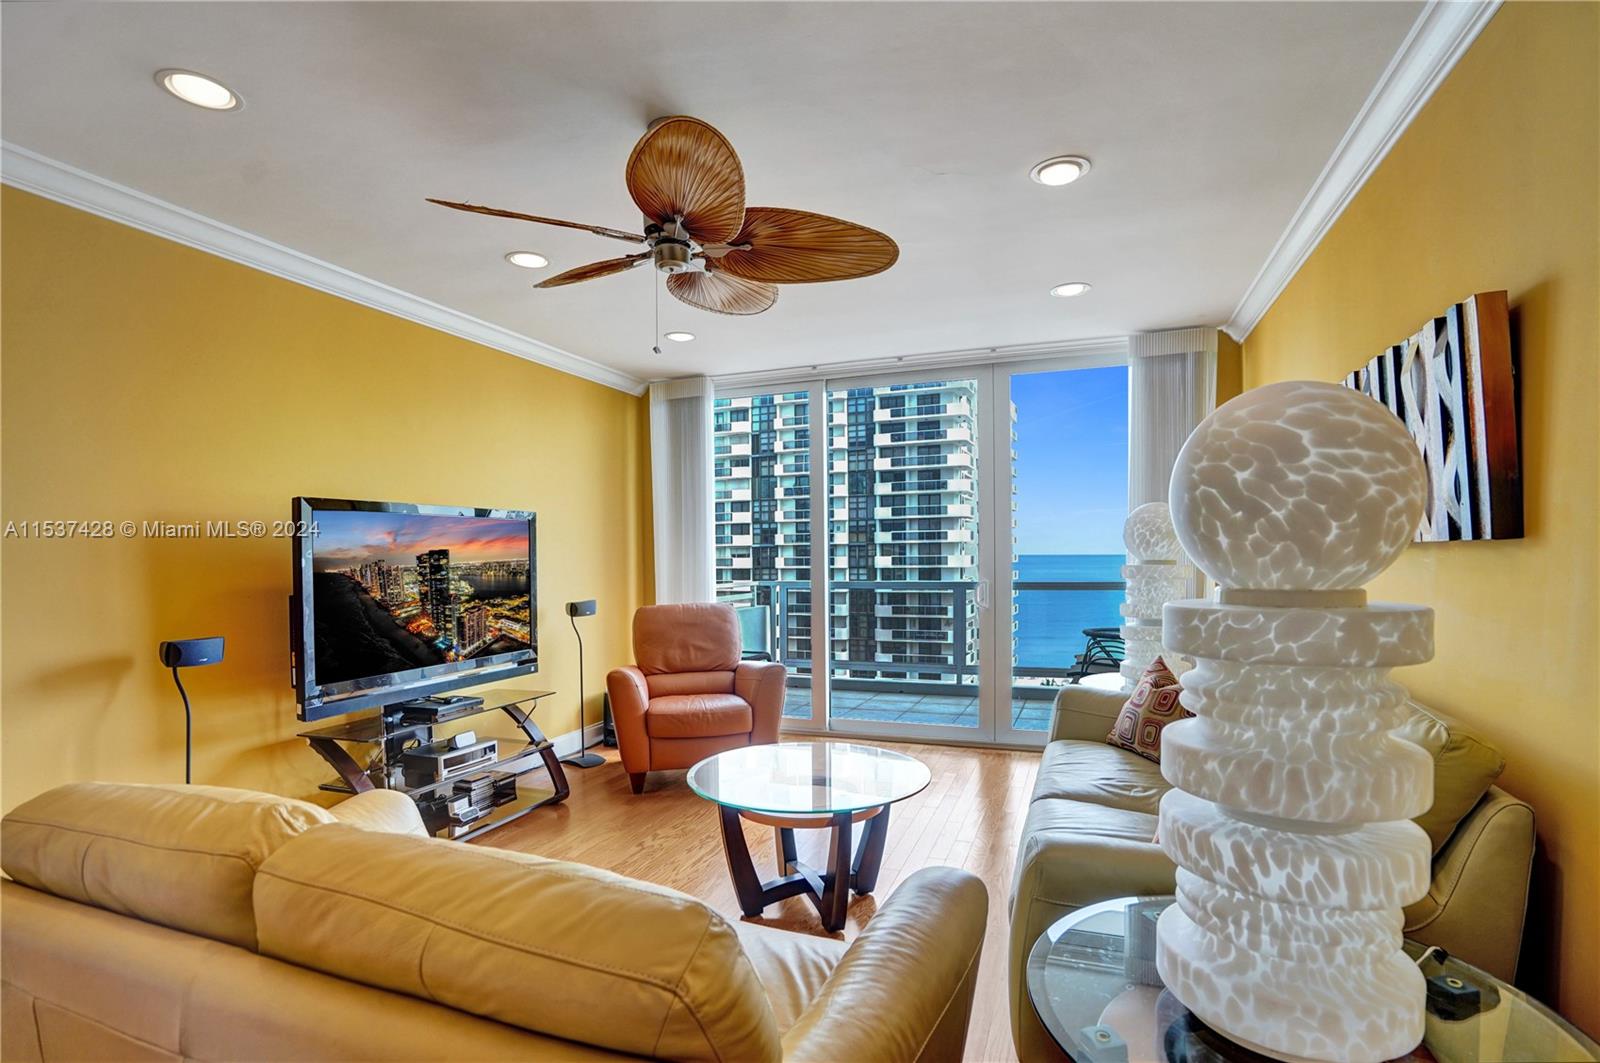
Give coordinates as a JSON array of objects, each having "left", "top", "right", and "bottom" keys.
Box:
[
  {"left": 1027, "top": 896, "right": 1600, "bottom": 1062},
  {"left": 687, "top": 742, "right": 930, "bottom": 932}
]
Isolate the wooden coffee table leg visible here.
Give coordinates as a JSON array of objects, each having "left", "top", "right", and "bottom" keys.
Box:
[
  {"left": 718, "top": 805, "right": 768, "bottom": 918},
  {"left": 851, "top": 805, "right": 890, "bottom": 895},
  {"left": 775, "top": 827, "right": 798, "bottom": 876},
  {"left": 818, "top": 811, "right": 853, "bottom": 932}
]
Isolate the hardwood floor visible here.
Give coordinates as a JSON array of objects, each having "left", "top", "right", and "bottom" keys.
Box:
[{"left": 476, "top": 737, "right": 1039, "bottom": 1063}]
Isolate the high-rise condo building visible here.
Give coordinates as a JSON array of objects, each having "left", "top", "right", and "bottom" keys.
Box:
[
  {"left": 714, "top": 380, "right": 981, "bottom": 687},
  {"left": 415, "top": 548, "right": 456, "bottom": 643}
]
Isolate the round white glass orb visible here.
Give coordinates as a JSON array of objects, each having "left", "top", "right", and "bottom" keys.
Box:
[
  {"left": 1123, "top": 502, "right": 1181, "bottom": 562},
  {"left": 1168, "top": 381, "right": 1425, "bottom": 590}
]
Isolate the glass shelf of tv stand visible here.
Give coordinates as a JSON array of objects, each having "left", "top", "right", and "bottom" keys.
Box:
[
  {"left": 296, "top": 687, "right": 557, "bottom": 746},
  {"left": 297, "top": 688, "right": 570, "bottom": 841},
  {"left": 312, "top": 737, "right": 551, "bottom": 799}
]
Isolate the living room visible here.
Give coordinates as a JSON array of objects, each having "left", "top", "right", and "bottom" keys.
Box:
[{"left": 2, "top": 2, "right": 1596, "bottom": 1061}]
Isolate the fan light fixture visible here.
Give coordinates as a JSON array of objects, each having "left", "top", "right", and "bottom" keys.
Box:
[
  {"left": 1029, "top": 155, "right": 1091, "bottom": 186},
  {"left": 504, "top": 251, "right": 549, "bottom": 269},
  {"left": 664, "top": 331, "right": 696, "bottom": 343},
  {"left": 1051, "top": 282, "right": 1092, "bottom": 298},
  {"left": 156, "top": 69, "right": 241, "bottom": 111}
]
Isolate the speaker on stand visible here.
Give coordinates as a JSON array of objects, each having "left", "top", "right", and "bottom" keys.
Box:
[{"left": 560, "top": 600, "right": 606, "bottom": 769}]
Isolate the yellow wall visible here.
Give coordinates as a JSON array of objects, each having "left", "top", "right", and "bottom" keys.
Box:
[
  {"left": 1, "top": 188, "right": 651, "bottom": 812},
  {"left": 1215, "top": 329, "right": 1243, "bottom": 406},
  {"left": 1241, "top": 3, "right": 1599, "bottom": 1031}
]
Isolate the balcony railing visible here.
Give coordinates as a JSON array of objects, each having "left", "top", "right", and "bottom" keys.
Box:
[{"left": 717, "top": 577, "right": 1126, "bottom": 697}]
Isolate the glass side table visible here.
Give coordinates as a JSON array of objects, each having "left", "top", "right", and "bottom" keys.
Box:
[{"left": 1026, "top": 896, "right": 1599, "bottom": 1063}]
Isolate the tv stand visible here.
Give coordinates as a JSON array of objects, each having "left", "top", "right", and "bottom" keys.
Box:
[{"left": 298, "top": 687, "right": 569, "bottom": 840}]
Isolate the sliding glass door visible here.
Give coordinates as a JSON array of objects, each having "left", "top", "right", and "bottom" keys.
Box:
[
  {"left": 825, "top": 377, "right": 983, "bottom": 739},
  {"left": 714, "top": 352, "right": 1126, "bottom": 746},
  {"left": 993, "top": 361, "right": 1129, "bottom": 743}
]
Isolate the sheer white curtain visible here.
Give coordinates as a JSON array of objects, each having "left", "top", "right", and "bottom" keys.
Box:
[
  {"left": 648, "top": 376, "right": 716, "bottom": 604},
  {"left": 1128, "top": 327, "right": 1218, "bottom": 507}
]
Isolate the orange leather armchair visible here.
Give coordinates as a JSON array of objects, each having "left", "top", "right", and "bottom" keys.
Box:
[{"left": 606, "top": 603, "right": 786, "bottom": 794}]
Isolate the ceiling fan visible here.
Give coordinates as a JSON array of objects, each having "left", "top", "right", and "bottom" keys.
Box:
[{"left": 428, "top": 115, "right": 898, "bottom": 316}]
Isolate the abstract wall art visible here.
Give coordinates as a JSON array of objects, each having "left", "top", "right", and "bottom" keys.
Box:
[{"left": 1342, "top": 291, "right": 1521, "bottom": 542}]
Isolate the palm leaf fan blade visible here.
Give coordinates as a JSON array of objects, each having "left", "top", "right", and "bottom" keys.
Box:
[
  {"left": 625, "top": 116, "right": 746, "bottom": 245},
  {"left": 717, "top": 207, "right": 898, "bottom": 284},
  {"left": 666, "top": 270, "right": 778, "bottom": 315}
]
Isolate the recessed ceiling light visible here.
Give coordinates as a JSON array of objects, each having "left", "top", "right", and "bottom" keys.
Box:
[
  {"left": 664, "top": 331, "right": 696, "bottom": 343},
  {"left": 1029, "top": 155, "right": 1091, "bottom": 187},
  {"left": 504, "top": 251, "right": 549, "bottom": 269},
  {"left": 156, "top": 69, "right": 241, "bottom": 111},
  {"left": 1050, "top": 282, "right": 1092, "bottom": 298}
]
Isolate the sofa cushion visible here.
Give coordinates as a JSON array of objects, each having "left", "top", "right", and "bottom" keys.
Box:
[
  {"left": 1012, "top": 798, "right": 1175, "bottom": 911},
  {"left": 1394, "top": 700, "right": 1506, "bottom": 852},
  {"left": 648, "top": 693, "right": 754, "bottom": 738},
  {"left": 1033, "top": 740, "right": 1170, "bottom": 816},
  {"left": 0, "top": 782, "right": 335, "bottom": 950},
  {"left": 1105, "top": 657, "right": 1190, "bottom": 763},
  {"left": 733, "top": 920, "right": 847, "bottom": 1032},
  {"left": 254, "top": 824, "right": 782, "bottom": 1063},
  {"left": 634, "top": 603, "right": 741, "bottom": 675}
]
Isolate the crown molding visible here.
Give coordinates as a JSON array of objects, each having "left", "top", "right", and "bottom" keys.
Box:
[
  {"left": 0, "top": 142, "right": 648, "bottom": 395},
  {"left": 707, "top": 334, "right": 1131, "bottom": 393},
  {"left": 1223, "top": 0, "right": 1502, "bottom": 343}
]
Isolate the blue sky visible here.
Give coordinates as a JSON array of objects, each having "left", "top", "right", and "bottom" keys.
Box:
[
  {"left": 311, "top": 510, "right": 529, "bottom": 569},
  {"left": 1011, "top": 365, "right": 1128, "bottom": 555}
]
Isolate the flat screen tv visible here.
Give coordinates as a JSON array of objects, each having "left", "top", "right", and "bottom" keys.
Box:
[{"left": 291, "top": 497, "right": 536, "bottom": 721}]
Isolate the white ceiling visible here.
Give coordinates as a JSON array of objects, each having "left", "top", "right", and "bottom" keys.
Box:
[{"left": 1, "top": 2, "right": 1423, "bottom": 385}]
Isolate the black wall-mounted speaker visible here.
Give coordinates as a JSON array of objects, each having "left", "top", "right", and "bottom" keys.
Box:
[
  {"left": 566, "top": 599, "right": 597, "bottom": 617},
  {"left": 159, "top": 637, "right": 225, "bottom": 668}
]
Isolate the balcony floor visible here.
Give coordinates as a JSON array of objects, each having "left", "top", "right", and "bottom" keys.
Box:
[{"left": 782, "top": 686, "right": 1056, "bottom": 732}]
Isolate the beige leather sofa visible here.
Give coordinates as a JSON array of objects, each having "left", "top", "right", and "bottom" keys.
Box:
[
  {"left": 2, "top": 781, "right": 987, "bottom": 1062},
  {"left": 1009, "top": 686, "right": 1534, "bottom": 1062}
]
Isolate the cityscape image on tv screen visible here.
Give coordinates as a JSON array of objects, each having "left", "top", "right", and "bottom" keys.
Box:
[{"left": 310, "top": 509, "right": 533, "bottom": 688}]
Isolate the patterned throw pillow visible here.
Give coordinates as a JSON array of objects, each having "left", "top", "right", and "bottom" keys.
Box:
[{"left": 1106, "top": 657, "right": 1191, "bottom": 764}]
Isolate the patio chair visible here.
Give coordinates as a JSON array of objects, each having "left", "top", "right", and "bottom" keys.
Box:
[{"left": 1068, "top": 626, "right": 1124, "bottom": 682}]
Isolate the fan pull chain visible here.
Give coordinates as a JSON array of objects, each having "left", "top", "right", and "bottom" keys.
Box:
[{"left": 652, "top": 270, "right": 663, "bottom": 356}]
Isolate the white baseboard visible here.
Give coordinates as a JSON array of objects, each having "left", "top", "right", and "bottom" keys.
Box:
[{"left": 548, "top": 720, "right": 609, "bottom": 759}]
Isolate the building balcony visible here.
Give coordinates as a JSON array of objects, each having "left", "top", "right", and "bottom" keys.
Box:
[
  {"left": 872, "top": 452, "right": 975, "bottom": 471},
  {"left": 873, "top": 477, "right": 972, "bottom": 495},
  {"left": 873, "top": 426, "right": 972, "bottom": 447},
  {"left": 870, "top": 400, "right": 972, "bottom": 422},
  {"left": 873, "top": 503, "right": 973, "bottom": 519},
  {"left": 874, "top": 528, "right": 973, "bottom": 544}
]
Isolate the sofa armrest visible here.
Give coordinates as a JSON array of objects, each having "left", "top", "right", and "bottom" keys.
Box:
[
  {"left": 782, "top": 868, "right": 987, "bottom": 1063},
  {"left": 605, "top": 666, "right": 652, "bottom": 774},
  {"left": 1403, "top": 786, "right": 1534, "bottom": 981},
  {"left": 735, "top": 660, "right": 787, "bottom": 745},
  {"left": 328, "top": 790, "right": 428, "bottom": 836},
  {"left": 1049, "top": 686, "right": 1126, "bottom": 743}
]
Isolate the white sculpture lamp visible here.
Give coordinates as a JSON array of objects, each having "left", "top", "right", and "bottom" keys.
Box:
[
  {"left": 1155, "top": 380, "right": 1435, "bottom": 1063},
  {"left": 1120, "top": 502, "right": 1194, "bottom": 686}
]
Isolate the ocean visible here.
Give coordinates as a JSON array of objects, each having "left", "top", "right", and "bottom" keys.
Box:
[{"left": 1012, "top": 554, "right": 1125, "bottom": 671}]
